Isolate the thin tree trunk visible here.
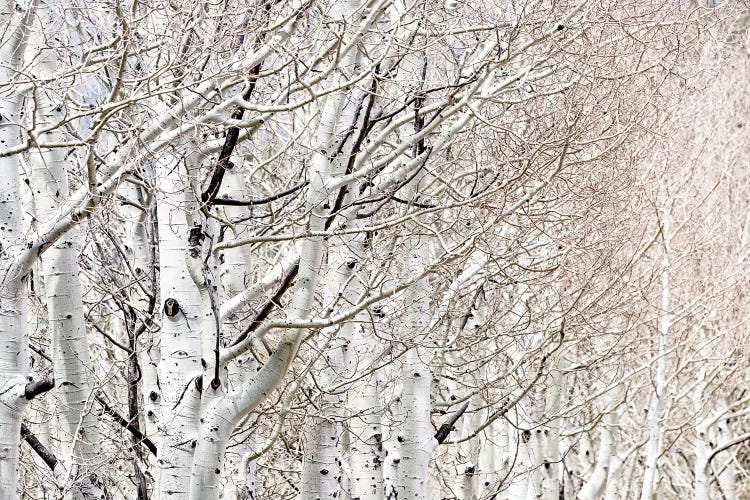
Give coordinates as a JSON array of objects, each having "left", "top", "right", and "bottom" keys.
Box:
[
  {"left": 579, "top": 413, "right": 616, "bottom": 500},
  {"left": 541, "top": 367, "right": 563, "bottom": 500},
  {"left": 641, "top": 212, "right": 671, "bottom": 500}
]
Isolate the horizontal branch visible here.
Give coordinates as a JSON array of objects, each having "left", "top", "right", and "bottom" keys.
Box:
[
  {"left": 214, "top": 181, "right": 308, "bottom": 207},
  {"left": 24, "top": 378, "right": 55, "bottom": 400}
]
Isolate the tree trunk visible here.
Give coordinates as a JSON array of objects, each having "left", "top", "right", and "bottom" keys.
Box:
[
  {"left": 641, "top": 212, "right": 671, "bottom": 500},
  {"left": 27, "top": 8, "right": 103, "bottom": 494},
  {"left": 154, "top": 155, "right": 204, "bottom": 499},
  {"left": 0, "top": 1, "right": 38, "bottom": 495},
  {"left": 395, "top": 236, "right": 433, "bottom": 499}
]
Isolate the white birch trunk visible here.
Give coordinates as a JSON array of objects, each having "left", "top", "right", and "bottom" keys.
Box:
[
  {"left": 694, "top": 413, "right": 712, "bottom": 500},
  {"left": 347, "top": 316, "right": 385, "bottom": 500},
  {"left": 26, "top": 8, "right": 103, "bottom": 494},
  {"left": 300, "top": 358, "right": 344, "bottom": 500},
  {"left": 457, "top": 398, "right": 481, "bottom": 500},
  {"left": 220, "top": 162, "right": 258, "bottom": 500},
  {"left": 525, "top": 389, "right": 545, "bottom": 500},
  {"left": 122, "top": 181, "right": 161, "bottom": 443},
  {"left": 714, "top": 412, "right": 737, "bottom": 500},
  {"left": 506, "top": 423, "right": 532, "bottom": 500},
  {"left": 301, "top": 210, "right": 370, "bottom": 499},
  {"left": 188, "top": 37, "right": 350, "bottom": 494},
  {"left": 298, "top": 1, "right": 368, "bottom": 493},
  {"left": 154, "top": 156, "right": 204, "bottom": 499},
  {"left": 579, "top": 412, "right": 616, "bottom": 500},
  {"left": 0, "top": 0, "right": 38, "bottom": 495},
  {"left": 603, "top": 454, "right": 624, "bottom": 500},
  {"left": 187, "top": 181, "right": 327, "bottom": 499},
  {"left": 395, "top": 236, "right": 433, "bottom": 499},
  {"left": 694, "top": 403, "right": 738, "bottom": 500},
  {"left": 0, "top": 138, "right": 32, "bottom": 498},
  {"left": 640, "top": 213, "right": 671, "bottom": 500},
  {"left": 477, "top": 417, "right": 498, "bottom": 498},
  {"left": 541, "top": 368, "right": 563, "bottom": 500}
]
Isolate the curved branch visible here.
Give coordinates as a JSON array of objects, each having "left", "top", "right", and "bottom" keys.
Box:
[{"left": 707, "top": 432, "right": 750, "bottom": 467}]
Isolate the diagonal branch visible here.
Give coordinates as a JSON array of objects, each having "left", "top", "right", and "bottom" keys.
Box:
[
  {"left": 21, "top": 423, "right": 60, "bottom": 472},
  {"left": 434, "top": 400, "right": 471, "bottom": 444},
  {"left": 95, "top": 395, "right": 157, "bottom": 456}
]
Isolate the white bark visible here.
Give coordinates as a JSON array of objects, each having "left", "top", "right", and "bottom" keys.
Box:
[
  {"left": 347, "top": 317, "right": 385, "bottom": 500},
  {"left": 122, "top": 181, "right": 161, "bottom": 442},
  {"left": 0, "top": 0, "right": 38, "bottom": 495},
  {"left": 395, "top": 236, "right": 433, "bottom": 499},
  {"left": 604, "top": 454, "right": 624, "bottom": 500},
  {"left": 579, "top": 412, "right": 616, "bottom": 500},
  {"left": 154, "top": 156, "right": 204, "bottom": 499},
  {"left": 715, "top": 414, "right": 737, "bottom": 500},
  {"left": 26, "top": 6, "right": 103, "bottom": 495},
  {"left": 694, "top": 416, "right": 712, "bottom": 500},
  {"left": 525, "top": 389, "right": 545, "bottom": 500},
  {"left": 640, "top": 212, "right": 671, "bottom": 500},
  {"left": 694, "top": 403, "right": 739, "bottom": 500},
  {"left": 457, "top": 398, "right": 481, "bottom": 500},
  {"left": 541, "top": 368, "right": 563, "bottom": 500},
  {"left": 220, "top": 163, "right": 258, "bottom": 500},
  {"left": 506, "top": 420, "right": 532, "bottom": 500},
  {"left": 188, "top": 50, "right": 344, "bottom": 497},
  {"left": 299, "top": 1, "right": 365, "bottom": 492}
]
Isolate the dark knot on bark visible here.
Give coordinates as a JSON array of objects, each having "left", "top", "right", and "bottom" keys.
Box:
[{"left": 164, "top": 298, "right": 180, "bottom": 317}]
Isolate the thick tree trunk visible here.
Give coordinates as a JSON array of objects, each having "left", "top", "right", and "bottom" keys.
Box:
[
  {"left": 220, "top": 162, "right": 258, "bottom": 500},
  {"left": 395, "top": 234, "right": 433, "bottom": 499},
  {"left": 27, "top": 12, "right": 103, "bottom": 494},
  {"left": 0, "top": 1, "right": 38, "bottom": 495},
  {"left": 579, "top": 413, "right": 616, "bottom": 500},
  {"left": 347, "top": 316, "right": 385, "bottom": 500},
  {"left": 188, "top": 57, "right": 344, "bottom": 497},
  {"left": 154, "top": 156, "right": 204, "bottom": 499}
]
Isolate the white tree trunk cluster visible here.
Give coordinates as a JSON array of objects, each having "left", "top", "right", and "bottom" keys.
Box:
[{"left": 2, "top": 0, "right": 750, "bottom": 499}]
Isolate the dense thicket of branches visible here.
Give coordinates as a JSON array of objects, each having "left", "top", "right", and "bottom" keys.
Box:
[{"left": 1, "top": 0, "right": 749, "bottom": 499}]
